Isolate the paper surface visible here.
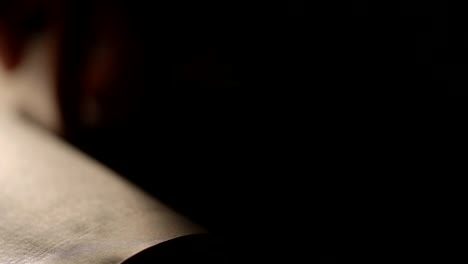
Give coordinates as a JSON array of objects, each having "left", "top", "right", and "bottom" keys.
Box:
[{"left": 0, "top": 111, "right": 204, "bottom": 263}]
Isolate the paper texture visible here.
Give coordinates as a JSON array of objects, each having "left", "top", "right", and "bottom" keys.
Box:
[{"left": 0, "top": 112, "right": 203, "bottom": 263}]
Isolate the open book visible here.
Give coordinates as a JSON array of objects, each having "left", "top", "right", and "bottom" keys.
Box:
[{"left": 0, "top": 107, "right": 208, "bottom": 263}]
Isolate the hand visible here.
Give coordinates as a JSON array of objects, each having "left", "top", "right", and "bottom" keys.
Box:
[{"left": 0, "top": 0, "right": 135, "bottom": 137}]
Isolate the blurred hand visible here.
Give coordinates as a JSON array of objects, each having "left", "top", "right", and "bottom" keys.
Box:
[
  {"left": 0, "top": 0, "right": 134, "bottom": 137},
  {"left": 1, "top": 1, "right": 286, "bottom": 140}
]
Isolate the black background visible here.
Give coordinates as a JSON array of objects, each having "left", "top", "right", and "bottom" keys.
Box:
[{"left": 58, "top": 1, "right": 462, "bottom": 261}]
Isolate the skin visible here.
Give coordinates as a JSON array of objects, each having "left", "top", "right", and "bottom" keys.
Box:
[{"left": 0, "top": 0, "right": 133, "bottom": 138}]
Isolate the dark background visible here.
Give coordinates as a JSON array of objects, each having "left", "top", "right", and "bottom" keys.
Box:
[{"left": 69, "top": 2, "right": 463, "bottom": 260}]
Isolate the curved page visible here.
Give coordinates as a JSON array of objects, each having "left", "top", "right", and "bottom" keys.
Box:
[{"left": 0, "top": 112, "right": 204, "bottom": 263}]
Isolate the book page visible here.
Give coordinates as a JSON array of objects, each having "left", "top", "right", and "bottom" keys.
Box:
[{"left": 0, "top": 110, "right": 204, "bottom": 263}]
